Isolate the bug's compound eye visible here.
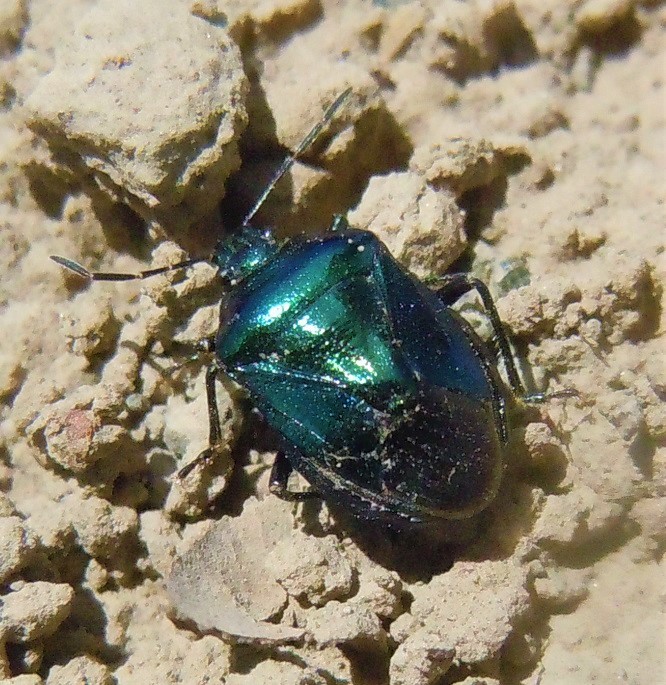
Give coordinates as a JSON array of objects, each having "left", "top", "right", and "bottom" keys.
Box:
[
  {"left": 213, "top": 226, "right": 278, "bottom": 283},
  {"left": 380, "top": 390, "right": 503, "bottom": 519}
]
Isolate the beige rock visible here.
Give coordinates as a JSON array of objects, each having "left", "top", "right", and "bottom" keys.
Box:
[
  {"left": 0, "top": 492, "right": 16, "bottom": 517},
  {"left": 0, "top": 350, "right": 23, "bottom": 399},
  {"left": 27, "top": 386, "right": 133, "bottom": 475},
  {"left": 0, "top": 0, "right": 27, "bottom": 54},
  {"left": 532, "top": 487, "right": 624, "bottom": 548},
  {"left": 391, "top": 560, "right": 531, "bottom": 665},
  {"left": 0, "top": 582, "right": 74, "bottom": 643},
  {"left": 576, "top": 0, "right": 634, "bottom": 32},
  {"left": 304, "top": 600, "right": 387, "bottom": 650},
  {"left": 46, "top": 655, "right": 112, "bottom": 685},
  {"left": 522, "top": 421, "right": 568, "bottom": 477},
  {"left": 225, "top": 658, "right": 327, "bottom": 685},
  {"left": 267, "top": 532, "right": 354, "bottom": 606},
  {"left": 390, "top": 631, "right": 454, "bottom": 685},
  {"left": 410, "top": 138, "right": 529, "bottom": 198},
  {"left": 63, "top": 493, "right": 139, "bottom": 559},
  {"left": 348, "top": 171, "right": 467, "bottom": 279},
  {"left": 58, "top": 292, "right": 119, "bottom": 360},
  {"left": 25, "top": 0, "right": 248, "bottom": 228},
  {"left": 237, "top": 55, "right": 409, "bottom": 233},
  {"left": 2, "top": 676, "right": 44, "bottom": 685},
  {"left": 167, "top": 497, "right": 304, "bottom": 644},
  {"left": 532, "top": 567, "right": 592, "bottom": 609},
  {"left": 538, "top": 542, "right": 664, "bottom": 685},
  {"left": 137, "top": 510, "right": 180, "bottom": 579},
  {"left": 191, "top": 0, "right": 321, "bottom": 43},
  {"left": 25, "top": 496, "right": 74, "bottom": 550},
  {"left": 629, "top": 497, "right": 666, "bottom": 546},
  {"left": 352, "top": 567, "right": 403, "bottom": 620},
  {"left": 0, "top": 517, "right": 38, "bottom": 584},
  {"left": 108, "top": 586, "right": 233, "bottom": 683}
]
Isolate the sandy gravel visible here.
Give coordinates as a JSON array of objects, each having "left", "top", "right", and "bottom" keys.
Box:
[{"left": 0, "top": 1, "right": 664, "bottom": 684}]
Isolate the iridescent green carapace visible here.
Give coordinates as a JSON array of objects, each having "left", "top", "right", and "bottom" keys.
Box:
[{"left": 215, "top": 221, "right": 508, "bottom": 524}]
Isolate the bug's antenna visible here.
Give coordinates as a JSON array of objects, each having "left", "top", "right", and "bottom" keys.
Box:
[
  {"left": 49, "top": 254, "right": 207, "bottom": 282},
  {"left": 240, "top": 87, "right": 352, "bottom": 228},
  {"left": 51, "top": 89, "right": 353, "bottom": 284}
]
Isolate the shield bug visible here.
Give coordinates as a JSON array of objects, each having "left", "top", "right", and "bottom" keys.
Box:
[{"left": 52, "top": 89, "right": 547, "bottom": 527}]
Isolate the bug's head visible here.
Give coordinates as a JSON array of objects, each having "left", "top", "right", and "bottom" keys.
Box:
[{"left": 212, "top": 226, "right": 279, "bottom": 284}]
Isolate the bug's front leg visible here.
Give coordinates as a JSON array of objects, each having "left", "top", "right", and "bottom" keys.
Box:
[{"left": 269, "top": 451, "right": 318, "bottom": 501}]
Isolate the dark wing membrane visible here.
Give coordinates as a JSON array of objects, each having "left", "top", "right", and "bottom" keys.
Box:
[
  {"left": 378, "top": 386, "right": 503, "bottom": 518},
  {"left": 234, "top": 362, "right": 503, "bottom": 521}
]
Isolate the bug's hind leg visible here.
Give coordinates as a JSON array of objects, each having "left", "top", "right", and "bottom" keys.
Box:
[
  {"left": 269, "top": 451, "right": 318, "bottom": 501},
  {"left": 434, "top": 274, "right": 525, "bottom": 396},
  {"left": 435, "top": 275, "right": 579, "bottom": 405}
]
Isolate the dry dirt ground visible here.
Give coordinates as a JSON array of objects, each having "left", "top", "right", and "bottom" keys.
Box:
[{"left": 0, "top": 1, "right": 664, "bottom": 684}]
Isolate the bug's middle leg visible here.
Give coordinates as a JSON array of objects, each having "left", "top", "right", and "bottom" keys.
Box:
[
  {"left": 269, "top": 451, "right": 318, "bottom": 501},
  {"left": 177, "top": 356, "right": 225, "bottom": 478}
]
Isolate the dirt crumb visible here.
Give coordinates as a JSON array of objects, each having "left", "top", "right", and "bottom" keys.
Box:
[
  {"left": 0, "top": 581, "right": 74, "bottom": 643},
  {"left": 45, "top": 655, "right": 112, "bottom": 685},
  {"left": 0, "top": 517, "right": 38, "bottom": 584}
]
